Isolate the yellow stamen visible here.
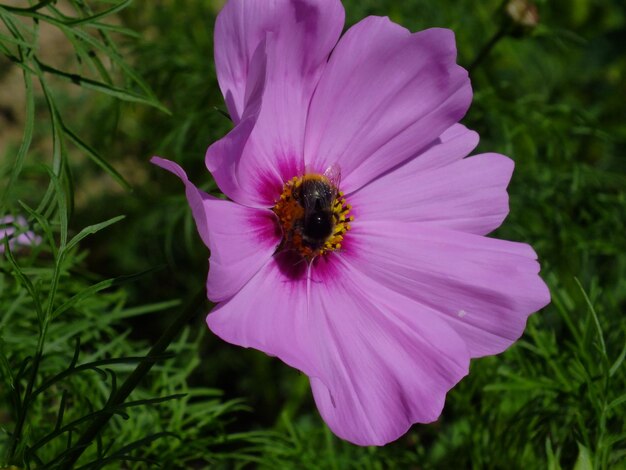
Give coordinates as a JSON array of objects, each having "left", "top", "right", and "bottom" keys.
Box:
[{"left": 272, "top": 173, "right": 353, "bottom": 260}]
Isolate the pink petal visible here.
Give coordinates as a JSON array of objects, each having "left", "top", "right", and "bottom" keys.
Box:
[
  {"left": 345, "top": 221, "right": 550, "bottom": 357},
  {"left": 14, "top": 232, "right": 40, "bottom": 247},
  {"left": 207, "top": 251, "right": 469, "bottom": 446},
  {"left": 151, "top": 157, "right": 281, "bottom": 302},
  {"left": 0, "top": 216, "right": 40, "bottom": 252},
  {"left": 208, "top": 0, "right": 345, "bottom": 207},
  {"left": 205, "top": 44, "right": 269, "bottom": 208},
  {"left": 0, "top": 227, "right": 16, "bottom": 238},
  {"left": 304, "top": 18, "right": 472, "bottom": 193},
  {"left": 207, "top": 251, "right": 323, "bottom": 378},
  {"left": 215, "top": 0, "right": 345, "bottom": 123},
  {"left": 206, "top": 36, "right": 303, "bottom": 208},
  {"left": 308, "top": 257, "right": 469, "bottom": 446},
  {"left": 351, "top": 151, "right": 514, "bottom": 235},
  {"left": 395, "top": 123, "right": 479, "bottom": 173}
]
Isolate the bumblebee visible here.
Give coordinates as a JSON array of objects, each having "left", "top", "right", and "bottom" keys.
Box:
[{"left": 294, "top": 166, "right": 341, "bottom": 251}]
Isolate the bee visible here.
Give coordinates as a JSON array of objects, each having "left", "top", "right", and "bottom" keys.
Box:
[{"left": 294, "top": 165, "right": 341, "bottom": 251}]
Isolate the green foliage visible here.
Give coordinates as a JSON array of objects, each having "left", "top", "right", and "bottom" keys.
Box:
[
  {"left": 1, "top": 0, "right": 625, "bottom": 468},
  {"left": 0, "top": 0, "right": 268, "bottom": 468}
]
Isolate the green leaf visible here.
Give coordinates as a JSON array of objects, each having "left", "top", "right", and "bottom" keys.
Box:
[
  {"left": 573, "top": 443, "right": 593, "bottom": 470},
  {"left": 65, "top": 0, "right": 133, "bottom": 26},
  {"left": 609, "top": 342, "right": 626, "bottom": 378},
  {"left": 62, "top": 125, "right": 131, "bottom": 190},
  {"left": 575, "top": 278, "right": 607, "bottom": 356},
  {"left": 608, "top": 393, "right": 626, "bottom": 411},
  {"left": 0, "top": 30, "right": 32, "bottom": 48},
  {"left": 34, "top": 354, "right": 174, "bottom": 398},
  {"left": 1, "top": 0, "right": 56, "bottom": 13},
  {"left": 64, "top": 215, "right": 125, "bottom": 253},
  {"left": 117, "top": 393, "right": 188, "bottom": 410},
  {"left": 3, "top": 240, "right": 45, "bottom": 324},
  {"left": 545, "top": 437, "right": 563, "bottom": 470},
  {"left": 35, "top": 58, "right": 169, "bottom": 112},
  {"left": 52, "top": 269, "right": 159, "bottom": 319}
]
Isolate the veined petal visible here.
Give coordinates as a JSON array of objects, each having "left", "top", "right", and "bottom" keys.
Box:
[
  {"left": 206, "top": 39, "right": 272, "bottom": 208},
  {"left": 209, "top": 0, "right": 345, "bottom": 207},
  {"left": 208, "top": 250, "right": 469, "bottom": 446},
  {"left": 345, "top": 221, "right": 550, "bottom": 357},
  {"left": 394, "top": 123, "right": 479, "bottom": 173},
  {"left": 151, "top": 157, "right": 281, "bottom": 302},
  {"left": 207, "top": 34, "right": 305, "bottom": 208},
  {"left": 304, "top": 18, "right": 472, "bottom": 193},
  {"left": 207, "top": 251, "right": 323, "bottom": 378},
  {"left": 308, "top": 257, "right": 469, "bottom": 446},
  {"left": 215, "top": 0, "right": 345, "bottom": 123},
  {"left": 351, "top": 151, "right": 514, "bottom": 235}
]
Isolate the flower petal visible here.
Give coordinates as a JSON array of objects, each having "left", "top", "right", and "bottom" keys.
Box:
[
  {"left": 215, "top": 0, "right": 345, "bottom": 123},
  {"left": 206, "top": 244, "right": 470, "bottom": 446},
  {"left": 304, "top": 18, "right": 472, "bottom": 193},
  {"left": 151, "top": 157, "right": 281, "bottom": 301},
  {"left": 206, "top": 38, "right": 274, "bottom": 207},
  {"left": 351, "top": 151, "right": 514, "bottom": 235},
  {"left": 209, "top": 0, "right": 345, "bottom": 207},
  {"left": 394, "top": 123, "right": 479, "bottom": 173},
  {"left": 345, "top": 221, "right": 550, "bottom": 357},
  {"left": 207, "top": 251, "right": 323, "bottom": 377},
  {"left": 308, "top": 257, "right": 469, "bottom": 446}
]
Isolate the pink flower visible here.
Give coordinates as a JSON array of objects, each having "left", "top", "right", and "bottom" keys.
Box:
[
  {"left": 152, "top": 0, "right": 550, "bottom": 445},
  {"left": 0, "top": 215, "right": 41, "bottom": 254}
]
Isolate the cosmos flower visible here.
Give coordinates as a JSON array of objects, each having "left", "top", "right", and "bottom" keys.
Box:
[
  {"left": 0, "top": 215, "right": 41, "bottom": 254},
  {"left": 152, "top": 0, "right": 550, "bottom": 445}
]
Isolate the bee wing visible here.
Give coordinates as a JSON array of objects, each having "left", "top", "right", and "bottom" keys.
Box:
[{"left": 323, "top": 164, "right": 341, "bottom": 191}]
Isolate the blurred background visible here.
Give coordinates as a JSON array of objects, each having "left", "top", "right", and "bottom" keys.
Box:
[{"left": 1, "top": 0, "right": 625, "bottom": 468}]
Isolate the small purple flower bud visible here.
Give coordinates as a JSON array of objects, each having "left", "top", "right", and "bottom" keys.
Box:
[{"left": 0, "top": 215, "right": 41, "bottom": 253}]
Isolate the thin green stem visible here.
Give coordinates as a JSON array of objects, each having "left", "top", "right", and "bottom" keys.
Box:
[
  {"left": 7, "top": 247, "right": 66, "bottom": 461},
  {"left": 57, "top": 289, "right": 206, "bottom": 469},
  {"left": 0, "top": 0, "right": 56, "bottom": 14},
  {"left": 468, "top": 22, "right": 510, "bottom": 74}
]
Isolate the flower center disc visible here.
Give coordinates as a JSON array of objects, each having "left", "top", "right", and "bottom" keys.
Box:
[{"left": 273, "top": 173, "right": 353, "bottom": 260}]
